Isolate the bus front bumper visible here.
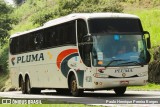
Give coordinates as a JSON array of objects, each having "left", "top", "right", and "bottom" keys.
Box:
[{"left": 91, "top": 76, "right": 148, "bottom": 89}]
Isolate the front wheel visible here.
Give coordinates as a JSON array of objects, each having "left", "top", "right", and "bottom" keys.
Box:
[
  {"left": 69, "top": 75, "right": 83, "bottom": 97},
  {"left": 114, "top": 87, "right": 126, "bottom": 96}
]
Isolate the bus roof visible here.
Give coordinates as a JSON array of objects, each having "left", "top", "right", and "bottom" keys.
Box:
[{"left": 10, "top": 13, "right": 139, "bottom": 38}]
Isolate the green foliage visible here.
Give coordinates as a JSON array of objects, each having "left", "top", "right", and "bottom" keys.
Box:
[
  {"left": 30, "top": 8, "right": 55, "bottom": 26},
  {"left": 0, "top": 104, "right": 101, "bottom": 107},
  {"left": 0, "top": 43, "right": 9, "bottom": 73},
  {"left": 13, "top": 0, "right": 25, "bottom": 6},
  {"left": 11, "top": 0, "right": 124, "bottom": 28},
  {"left": 127, "top": 9, "right": 160, "bottom": 47},
  {"left": 0, "top": 1, "right": 14, "bottom": 46},
  {"left": 128, "top": 83, "right": 160, "bottom": 90},
  {"left": 30, "top": 0, "right": 123, "bottom": 26},
  {"left": 152, "top": 0, "right": 160, "bottom": 6},
  {"left": 74, "top": 0, "right": 123, "bottom": 13}
]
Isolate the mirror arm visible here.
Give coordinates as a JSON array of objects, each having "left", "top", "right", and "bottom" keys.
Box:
[{"left": 143, "top": 31, "right": 151, "bottom": 49}]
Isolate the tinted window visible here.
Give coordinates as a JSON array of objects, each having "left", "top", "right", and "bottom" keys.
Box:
[
  {"left": 10, "top": 37, "right": 19, "bottom": 54},
  {"left": 10, "top": 20, "right": 76, "bottom": 55},
  {"left": 77, "top": 19, "right": 87, "bottom": 43},
  {"left": 89, "top": 18, "right": 143, "bottom": 34},
  {"left": 44, "top": 20, "right": 76, "bottom": 48},
  {"left": 44, "top": 26, "right": 58, "bottom": 48},
  {"left": 77, "top": 19, "right": 91, "bottom": 67}
]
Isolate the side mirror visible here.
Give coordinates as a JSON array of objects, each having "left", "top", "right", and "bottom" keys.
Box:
[
  {"left": 143, "top": 31, "right": 151, "bottom": 49},
  {"left": 147, "top": 37, "right": 151, "bottom": 49},
  {"left": 82, "top": 35, "right": 93, "bottom": 53}
]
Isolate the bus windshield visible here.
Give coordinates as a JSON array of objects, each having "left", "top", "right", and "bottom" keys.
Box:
[
  {"left": 89, "top": 18, "right": 142, "bottom": 33},
  {"left": 91, "top": 34, "right": 147, "bottom": 67}
]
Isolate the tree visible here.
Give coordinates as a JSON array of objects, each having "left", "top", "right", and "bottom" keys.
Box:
[
  {"left": 29, "top": 0, "right": 124, "bottom": 26},
  {"left": 0, "top": 1, "right": 13, "bottom": 46},
  {"left": 13, "top": 0, "right": 25, "bottom": 6}
]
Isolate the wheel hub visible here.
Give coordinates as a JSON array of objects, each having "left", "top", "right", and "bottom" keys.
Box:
[{"left": 71, "top": 80, "right": 77, "bottom": 92}]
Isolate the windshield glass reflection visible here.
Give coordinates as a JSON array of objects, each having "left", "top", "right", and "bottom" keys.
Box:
[{"left": 92, "top": 34, "right": 147, "bottom": 67}]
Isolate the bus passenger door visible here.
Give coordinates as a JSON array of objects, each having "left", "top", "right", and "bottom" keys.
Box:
[{"left": 77, "top": 19, "right": 93, "bottom": 89}]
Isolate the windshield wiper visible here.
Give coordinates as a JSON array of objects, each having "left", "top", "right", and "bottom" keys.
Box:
[
  {"left": 105, "top": 59, "right": 128, "bottom": 68},
  {"left": 118, "top": 61, "right": 144, "bottom": 67}
]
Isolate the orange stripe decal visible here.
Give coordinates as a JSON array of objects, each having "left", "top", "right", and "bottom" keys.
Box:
[{"left": 56, "top": 49, "right": 78, "bottom": 69}]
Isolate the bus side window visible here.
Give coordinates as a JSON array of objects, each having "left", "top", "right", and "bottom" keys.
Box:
[
  {"left": 44, "top": 26, "right": 58, "bottom": 48},
  {"left": 28, "top": 32, "right": 35, "bottom": 51},
  {"left": 58, "top": 24, "right": 65, "bottom": 46},
  {"left": 19, "top": 36, "right": 26, "bottom": 53},
  {"left": 34, "top": 32, "right": 44, "bottom": 50},
  {"left": 77, "top": 19, "right": 87, "bottom": 43},
  {"left": 10, "top": 37, "right": 19, "bottom": 54},
  {"left": 68, "top": 21, "right": 76, "bottom": 44}
]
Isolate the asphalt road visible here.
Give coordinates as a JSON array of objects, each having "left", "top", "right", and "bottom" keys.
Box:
[{"left": 0, "top": 90, "right": 160, "bottom": 106}]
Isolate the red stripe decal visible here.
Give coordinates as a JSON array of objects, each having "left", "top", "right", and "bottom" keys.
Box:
[{"left": 57, "top": 49, "right": 78, "bottom": 69}]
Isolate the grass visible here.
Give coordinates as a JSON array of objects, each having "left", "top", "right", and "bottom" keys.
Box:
[
  {"left": 128, "top": 83, "right": 160, "bottom": 91},
  {"left": 0, "top": 105, "right": 102, "bottom": 107},
  {"left": 125, "top": 9, "right": 160, "bottom": 47},
  {"left": 0, "top": 98, "right": 103, "bottom": 107}
]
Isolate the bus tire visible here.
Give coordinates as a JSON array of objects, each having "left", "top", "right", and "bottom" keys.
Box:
[
  {"left": 20, "top": 78, "right": 26, "bottom": 94},
  {"left": 25, "top": 77, "right": 32, "bottom": 94},
  {"left": 69, "top": 75, "right": 83, "bottom": 97},
  {"left": 114, "top": 87, "right": 126, "bottom": 96},
  {"left": 25, "top": 77, "right": 41, "bottom": 94}
]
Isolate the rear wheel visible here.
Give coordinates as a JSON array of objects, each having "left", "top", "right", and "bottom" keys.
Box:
[
  {"left": 20, "top": 78, "right": 26, "bottom": 94},
  {"left": 25, "top": 77, "right": 41, "bottom": 94},
  {"left": 25, "top": 77, "right": 31, "bottom": 94},
  {"left": 69, "top": 75, "right": 83, "bottom": 97},
  {"left": 114, "top": 87, "right": 126, "bottom": 96}
]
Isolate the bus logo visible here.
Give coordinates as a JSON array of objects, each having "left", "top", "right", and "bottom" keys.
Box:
[
  {"left": 115, "top": 68, "right": 133, "bottom": 73},
  {"left": 11, "top": 57, "right": 15, "bottom": 65},
  {"left": 11, "top": 53, "right": 44, "bottom": 66},
  {"left": 122, "top": 73, "right": 126, "bottom": 77}
]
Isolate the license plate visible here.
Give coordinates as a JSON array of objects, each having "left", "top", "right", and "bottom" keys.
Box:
[{"left": 120, "top": 81, "right": 129, "bottom": 85}]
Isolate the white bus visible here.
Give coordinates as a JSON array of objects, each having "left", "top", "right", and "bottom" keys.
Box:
[{"left": 9, "top": 13, "right": 151, "bottom": 96}]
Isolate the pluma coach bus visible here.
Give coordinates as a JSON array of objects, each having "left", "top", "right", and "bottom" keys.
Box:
[{"left": 9, "top": 13, "right": 151, "bottom": 96}]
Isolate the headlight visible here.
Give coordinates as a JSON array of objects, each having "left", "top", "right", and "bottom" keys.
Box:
[{"left": 137, "top": 71, "right": 148, "bottom": 77}]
